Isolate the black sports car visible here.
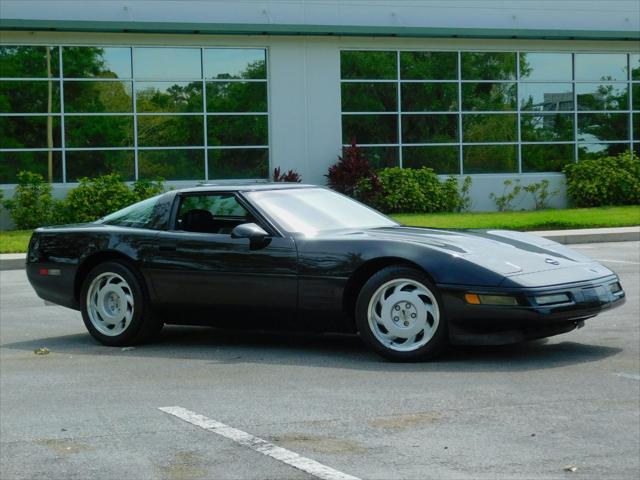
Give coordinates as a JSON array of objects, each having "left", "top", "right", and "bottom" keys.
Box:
[{"left": 27, "top": 184, "right": 626, "bottom": 361}]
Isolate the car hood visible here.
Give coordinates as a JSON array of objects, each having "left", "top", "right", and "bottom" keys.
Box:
[{"left": 357, "top": 226, "right": 609, "bottom": 278}]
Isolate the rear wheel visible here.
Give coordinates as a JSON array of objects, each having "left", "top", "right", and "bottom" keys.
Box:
[
  {"left": 355, "top": 266, "right": 447, "bottom": 361},
  {"left": 80, "top": 261, "right": 162, "bottom": 346}
]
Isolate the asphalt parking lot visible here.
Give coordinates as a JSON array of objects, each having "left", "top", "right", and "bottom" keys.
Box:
[{"left": 0, "top": 241, "right": 638, "bottom": 480}]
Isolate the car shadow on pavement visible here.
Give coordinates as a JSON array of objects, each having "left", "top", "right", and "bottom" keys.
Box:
[{"left": 1, "top": 325, "right": 622, "bottom": 372}]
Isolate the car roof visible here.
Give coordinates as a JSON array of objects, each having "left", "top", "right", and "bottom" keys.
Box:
[{"left": 177, "top": 183, "right": 320, "bottom": 194}]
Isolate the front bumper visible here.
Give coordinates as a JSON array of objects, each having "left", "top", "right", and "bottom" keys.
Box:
[{"left": 440, "top": 274, "right": 626, "bottom": 345}]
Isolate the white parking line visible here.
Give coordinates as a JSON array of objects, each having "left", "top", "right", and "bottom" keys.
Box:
[
  {"left": 613, "top": 373, "right": 640, "bottom": 381},
  {"left": 159, "top": 406, "right": 361, "bottom": 480}
]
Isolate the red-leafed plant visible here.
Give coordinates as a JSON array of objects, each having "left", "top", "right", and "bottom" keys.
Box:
[
  {"left": 326, "top": 140, "right": 382, "bottom": 200},
  {"left": 273, "top": 167, "right": 302, "bottom": 183}
]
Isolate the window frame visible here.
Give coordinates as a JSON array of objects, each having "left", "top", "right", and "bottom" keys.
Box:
[
  {"left": 340, "top": 48, "right": 636, "bottom": 175},
  {"left": 169, "top": 190, "right": 281, "bottom": 238},
  {"left": 0, "top": 44, "right": 271, "bottom": 184}
]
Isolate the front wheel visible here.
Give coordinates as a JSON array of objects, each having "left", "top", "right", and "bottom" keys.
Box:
[
  {"left": 80, "top": 260, "right": 162, "bottom": 346},
  {"left": 355, "top": 266, "right": 447, "bottom": 362}
]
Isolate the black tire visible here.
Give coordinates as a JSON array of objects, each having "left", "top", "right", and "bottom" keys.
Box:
[
  {"left": 80, "top": 260, "right": 163, "bottom": 346},
  {"left": 355, "top": 266, "right": 448, "bottom": 362}
]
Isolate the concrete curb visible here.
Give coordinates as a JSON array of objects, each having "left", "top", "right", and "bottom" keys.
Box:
[
  {"left": 532, "top": 226, "right": 640, "bottom": 245},
  {"left": 0, "top": 253, "right": 25, "bottom": 271},
  {"left": 1, "top": 226, "right": 638, "bottom": 271}
]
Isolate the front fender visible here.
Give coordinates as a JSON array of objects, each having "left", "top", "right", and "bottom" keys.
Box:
[{"left": 297, "top": 236, "right": 506, "bottom": 287}]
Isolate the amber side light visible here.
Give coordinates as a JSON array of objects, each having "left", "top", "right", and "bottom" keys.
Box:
[{"left": 464, "top": 293, "right": 481, "bottom": 304}]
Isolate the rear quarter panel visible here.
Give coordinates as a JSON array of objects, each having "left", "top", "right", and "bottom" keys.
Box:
[{"left": 27, "top": 226, "right": 159, "bottom": 309}]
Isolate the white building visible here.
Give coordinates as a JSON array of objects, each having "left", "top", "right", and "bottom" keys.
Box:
[{"left": 1, "top": 0, "right": 639, "bottom": 213}]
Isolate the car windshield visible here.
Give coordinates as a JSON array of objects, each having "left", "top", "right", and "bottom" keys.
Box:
[{"left": 247, "top": 188, "right": 397, "bottom": 236}]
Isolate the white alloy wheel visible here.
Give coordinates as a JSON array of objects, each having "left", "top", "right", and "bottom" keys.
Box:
[
  {"left": 367, "top": 278, "right": 440, "bottom": 352},
  {"left": 86, "top": 272, "right": 135, "bottom": 336}
]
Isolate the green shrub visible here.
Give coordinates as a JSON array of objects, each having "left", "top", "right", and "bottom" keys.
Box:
[
  {"left": 327, "top": 142, "right": 380, "bottom": 198},
  {"left": 60, "top": 175, "right": 165, "bottom": 224},
  {"left": 2, "top": 172, "right": 167, "bottom": 229},
  {"left": 489, "top": 179, "right": 524, "bottom": 211},
  {"left": 457, "top": 175, "right": 474, "bottom": 212},
  {"left": 1, "top": 171, "right": 55, "bottom": 229},
  {"left": 359, "top": 167, "right": 467, "bottom": 213},
  {"left": 563, "top": 151, "right": 640, "bottom": 207},
  {"left": 490, "top": 179, "right": 560, "bottom": 211},
  {"left": 523, "top": 179, "right": 559, "bottom": 210},
  {"left": 61, "top": 174, "right": 136, "bottom": 223}
]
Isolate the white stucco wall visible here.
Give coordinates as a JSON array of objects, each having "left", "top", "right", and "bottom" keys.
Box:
[{"left": 2, "top": 0, "right": 638, "bottom": 35}]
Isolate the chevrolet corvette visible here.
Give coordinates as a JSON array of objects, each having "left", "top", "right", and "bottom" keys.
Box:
[{"left": 27, "top": 184, "right": 626, "bottom": 361}]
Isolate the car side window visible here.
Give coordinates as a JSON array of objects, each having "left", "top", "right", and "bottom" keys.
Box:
[
  {"left": 100, "top": 194, "right": 166, "bottom": 229},
  {"left": 176, "top": 194, "right": 256, "bottom": 234}
]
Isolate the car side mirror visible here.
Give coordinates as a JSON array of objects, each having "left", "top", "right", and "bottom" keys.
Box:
[{"left": 231, "top": 223, "right": 271, "bottom": 250}]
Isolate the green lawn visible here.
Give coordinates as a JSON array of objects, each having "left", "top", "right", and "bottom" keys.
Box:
[
  {"left": 392, "top": 205, "right": 640, "bottom": 230},
  {"left": 0, "top": 229, "right": 33, "bottom": 254},
  {"left": 1, "top": 205, "right": 639, "bottom": 254}
]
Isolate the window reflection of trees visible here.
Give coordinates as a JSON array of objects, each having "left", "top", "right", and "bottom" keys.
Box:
[
  {"left": 341, "top": 50, "right": 635, "bottom": 173},
  {"left": 0, "top": 47, "right": 269, "bottom": 183}
]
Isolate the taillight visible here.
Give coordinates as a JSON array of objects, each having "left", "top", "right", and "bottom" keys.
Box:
[{"left": 38, "top": 268, "right": 61, "bottom": 276}]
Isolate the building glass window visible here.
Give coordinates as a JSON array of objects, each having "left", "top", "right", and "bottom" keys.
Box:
[
  {"left": 463, "top": 114, "right": 517, "bottom": 143},
  {"left": 206, "top": 82, "right": 267, "bottom": 112},
  {"left": 208, "top": 148, "right": 268, "bottom": 180},
  {"left": 0, "top": 80, "right": 61, "bottom": 113},
  {"left": 203, "top": 49, "right": 266, "bottom": 79},
  {"left": 135, "top": 82, "right": 203, "bottom": 113},
  {"left": 63, "top": 47, "right": 132, "bottom": 78},
  {"left": 402, "top": 114, "right": 458, "bottom": 144},
  {"left": 463, "top": 145, "right": 518, "bottom": 173},
  {"left": 403, "top": 145, "right": 459, "bottom": 174},
  {"left": 519, "top": 83, "right": 574, "bottom": 111},
  {"left": 134, "top": 48, "right": 202, "bottom": 80},
  {"left": 401, "top": 83, "right": 457, "bottom": 112},
  {"left": 207, "top": 115, "right": 268, "bottom": 146},
  {"left": 461, "top": 52, "right": 516, "bottom": 80},
  {"left": 138, "top": 149, "right": 205, "bottom": 180},
  {"left": 521, "top": 144, "right": 574, "bottom": 173},
  {"left": 519, "top": 53, "right": 572, "bottom": 81},
  {"left": 342, "top": 114, "right": 398, "bottom": 145},
  {"left": 0, "top": 150, "right": 62, "bottom": 183},
  {"left": 64, "top": 115, "right": 134, "bottom": 148},
  {"left": 341, "top": 82, "right": 397, "bottom": 112},
  {"left": 400, "top": 52, "right": 457, "bottom": 80},
  {"left": 461, "top": 82, "right": 517, "bottom": 111},
  {"left": 65, "top": 150, "right": 135, "bottom": 181},
  {"left": 341, "top": 50, "right": 635, "bottom": 174},
  {"left": 574, "top": 53, "right": 628, "bottom": 81},
  {"left": 0, "top": 45, "right": 269, "bottom": 183},
  {"left": 520, "top": 113, "right": 574, "bottom": 142},
  {"left": 340, "top": 51, "right": 396, "bottom": 80},
  {"left": 64, "top": 81, "right": 133, "bottom": 113},
  {"left": 0, "top": 115, "right": 62, "bottom": 148},
  {"left": 0, "top": 45, "right": 59, "bottom": 77},
  {"left": 358, "top": 146, "right": 399, "bottom": 170},
  {"left": 576, "top": 83, "right": 628, "bottom": 111}
]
